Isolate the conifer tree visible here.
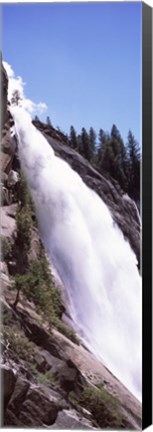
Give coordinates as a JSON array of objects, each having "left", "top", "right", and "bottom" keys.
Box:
[
  {"left": 77, "top": 134, "right": 82, "bottom": 154},
  {"left": 81, "top": 128, "right": 91, "bottom": 161},
  {"left": 110, "top": 124, "right": 128, "bottom": 190},
  {"left": 69, "top": 126, "right": 78, "bottom": 149},
  {"left": 89, "top": 127, "right": 96, "bottom": 161},
  {"left": 46, "top": 116, "right": 52, "bottom": 126},
  {"left": 34, "top": 115, "right": 39, "bottom": 121},
  {"left": 127, "top": 130, "right": 140, "bottom": 200},
  {"left": 97, "top": 129, "right": 107, "bottom": 164}
]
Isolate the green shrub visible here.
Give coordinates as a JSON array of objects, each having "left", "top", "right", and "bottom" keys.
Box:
[
  {"left": 10, "top": 172, "right": 79, "bottom": 346},
  {"left": 17, "top": 170, "right": 34, "bottom": 212},
  {"left": 3, "top": 306, "right": 14, "bottom": 326},
  {"left": 3, "top": 325, "right": 35, "bottom": 363},
  {"left": 12, "top": 260, "right": 79, "bottom": 344},
  {"left": 1, "top": 236, "right": 13, "bottom": 262},
  {"left": 16, "top": 206, "right": 32, "bottom": 253},
  {"left": 12, "top": 257, "right": 63, "bottom": 321},
  {"left": 36, "top": 370, "right": 57, "bottom": 385},
  {"left": 80, "top": 385, "right": 125, "bottom": 429},
  {"left": 53, "top": 318, "right": 79, "bottom": 345}
]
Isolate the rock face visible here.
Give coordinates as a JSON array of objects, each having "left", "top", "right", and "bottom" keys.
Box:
[
  {"left": 1, "top": 290, "right": 141, "bottom": 430},
  {"left": 1, "top": 58, "right": 20, "bottom": 204},
  {"left": 3, "top": 363, "right": 93, "bottom": 429}
]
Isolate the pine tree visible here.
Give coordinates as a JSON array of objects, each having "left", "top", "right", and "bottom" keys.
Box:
[
  {"left": 69, "top": 126, "right": 77, "bottom": 149},
  {"left": 46, "top": 116, "right": 52, "bottom": 127},
  {"left": 89, "top": 127, "right": 96, "bottom": 161},
  {"left": 127, "top": 130, "right": 140, "bottom": 200},
  {"left": 98, "top": 136, "right": 114, "bottom": 174},
  {"left": 34, "top": 115, "right": 39, "bottom": 121},
  {"left": 111, "top": 124, "right": 121, "bottom": 140},
  {"left": 77, "top": 134, "right": 82, "bottom": 154},
  {"left": 81, "top": 128, "right": 91, "bottom": 161},
  {"left": 96, "top": 129, "right": 106, "bottom": 164},
  {"left": 110, "top": 124, "right": 128, "bottom": 190}
]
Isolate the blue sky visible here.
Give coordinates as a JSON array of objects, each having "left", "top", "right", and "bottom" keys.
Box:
[{"left": 2, "top": 2, "right": 142, "bottom": 144}]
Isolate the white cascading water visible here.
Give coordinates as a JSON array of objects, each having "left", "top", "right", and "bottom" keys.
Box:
[{"left": 11, "top": 106, "right": 142, "bottom": 402}]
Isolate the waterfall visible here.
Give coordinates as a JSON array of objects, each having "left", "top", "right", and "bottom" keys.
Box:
[{"left": 11, "top": 106, "right": 142, "bottom": 402}]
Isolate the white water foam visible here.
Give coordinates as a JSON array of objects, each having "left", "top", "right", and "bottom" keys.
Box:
[{"left": 11, "top": 106, "right": 142, "bottom": 401}]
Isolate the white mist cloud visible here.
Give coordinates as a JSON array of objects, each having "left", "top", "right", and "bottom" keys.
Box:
[{"left": 3, "top": 61, "right": 48, "bottom": 115}]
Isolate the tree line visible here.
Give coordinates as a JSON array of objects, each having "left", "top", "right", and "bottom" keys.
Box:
[
  {"left": 35, "top": 116, "right": 141, "bottom": 202},
  {"left": 68, "top": 123, "right": 140, "bottom": 202}
]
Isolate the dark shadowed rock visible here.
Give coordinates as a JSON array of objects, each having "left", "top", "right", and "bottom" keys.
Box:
[
  {"left": 1, "top": 365, "right": 17, "bottom": 411},
  {"left": 3, "top": 368, "right": 64, "bottom": 427},
  {"left": 18, "top": 387, "right": 59, "bottom": 426},
  {"left": 6, "top": 377, "right": 30, "bottom": 415},
  {"left": 19, "top": 312, "right": 69, "bottom": 361},
  {"left": 1, "top": 57, "right": 8, "bottom": 128},
  {"left": 4, "top": 409, "right": 24, "bottom": 427}
]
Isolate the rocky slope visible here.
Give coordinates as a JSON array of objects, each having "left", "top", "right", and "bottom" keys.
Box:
[
  {"left": 1, "top": 59, "right": 141, "bottom": 429},
  {"left": 1, "top": 259, "right": 141, "bottom": 429}
]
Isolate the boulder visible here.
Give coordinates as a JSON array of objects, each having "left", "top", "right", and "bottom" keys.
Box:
[
  {"left": 1, "top": 206, "right": 16, "bottom": 237},
  {"left": 18, "top": 387, "right": 59, "bottom": 426},
  {"left": 51, "top": 358, "right": 85, "bottom": 393},
  {"left": 50, "top": 408, "right": 94, "bottom": 429},
  {"left": 6, "top": 377, "right": 29, "bottom": 415},
  {"left": 0, "top": 261, "right": 9, "bottom": 276},
  {"left": 4, "top": 372, "right": 65, "bottom": 427},
  {"left": 34, "top": 348, "right": 62, "bottom": 373}
]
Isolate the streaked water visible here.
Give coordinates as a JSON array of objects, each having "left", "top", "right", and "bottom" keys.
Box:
[{"left": 11, "top": 106, "right": 142, "bottom": 401}]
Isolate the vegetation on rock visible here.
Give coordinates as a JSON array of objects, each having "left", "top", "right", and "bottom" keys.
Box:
[
  {"left": 4, "top": 170, "right": 79, "bottom": 345},
  {"left": 1, "top": 236, "right": 13, "bottom": 262},
  {"left": 3, "top": 324, "right": 35, "bottom": 364},
  {"left": 69, "top": 385, "right": 128, "bottom": 429}
]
